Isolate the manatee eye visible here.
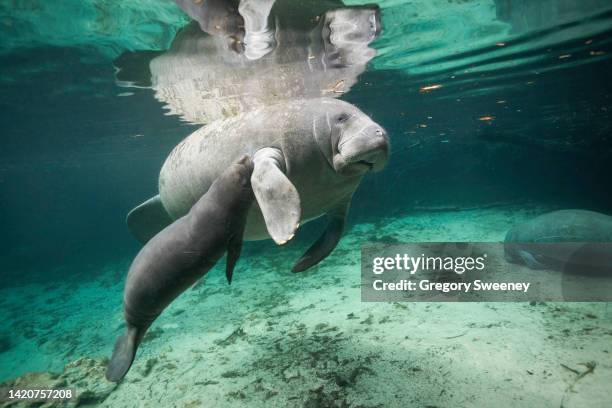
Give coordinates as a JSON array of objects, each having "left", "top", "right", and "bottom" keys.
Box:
[{"left": 337, "top": 113, "right": 350, "bottom": 123}]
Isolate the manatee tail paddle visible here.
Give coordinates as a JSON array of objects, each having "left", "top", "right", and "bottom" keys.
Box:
[{"left": 105, "top": 327, "right": 139, "bottom": 382}]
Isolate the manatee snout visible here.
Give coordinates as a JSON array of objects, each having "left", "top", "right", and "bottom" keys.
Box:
[{"left": 335, "top": 124, "right": 389, "bottom": 173}]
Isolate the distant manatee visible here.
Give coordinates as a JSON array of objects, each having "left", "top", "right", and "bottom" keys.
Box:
[
  {"left": 105, "top": 156, "right": 254, "bottom": 382},
  {"left": 504, "top": 209, "right": 612, "bottom": 274}
]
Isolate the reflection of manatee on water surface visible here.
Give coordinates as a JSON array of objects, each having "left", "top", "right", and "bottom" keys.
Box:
[
  {"left": 106, "top": 156, "right": 255, "bottom": 382},
  {"left": 173, "top": 0, "right": 244, "bottom": 39},
  {"left": 114, "top": 3, "right": 381, "bottom": 124},
  {"left": 504, "top": 209, "right": 612, "bottom": 275},
  {"left": 127, "top": 98, "right": 389, "bottom": 272},
  {"left": 174, "top": 0, "right": 278, "bottom": 60}
]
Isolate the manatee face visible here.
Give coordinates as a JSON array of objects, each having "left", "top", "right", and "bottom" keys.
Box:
[{"left": 327, "top": 104, "right": 389, "bottom": 176}]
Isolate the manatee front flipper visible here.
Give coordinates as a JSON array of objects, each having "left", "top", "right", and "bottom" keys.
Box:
[
  {"left": 292, "top": 196, "right": 351, "bottom": 272},
  {"left": 126, "top": 195, "right": 174, "bottom": 244},
  {"left": 105, "top": 326, "right": 140, "bottom": 382},
  {"left": 251, "top": 148, "right": 301, "bottom": 245}
]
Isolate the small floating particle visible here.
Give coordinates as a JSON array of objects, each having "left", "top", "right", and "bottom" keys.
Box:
[
  {"left": 526, "top": 81, "right": 535, "bottom": 85},
  {"left": 131, "top": 134, "right": 144, "bottom": 138},
  {"left": 419, "top": 84, "right": 443, "bottom": 93},
  {"left": 326, "top": 80, "right": 345, "bottom": 94},
  {"left": 590, "top": 51, "right": 606, "bottom": 56},
  {"left": 558, "top": 54, "right": 571, "bottom": 59},
  {"left": 478, "top": 116, "right": 494, "bottom": 122},
  {"left": 117, "top": 92, "right": 134, "bottom": 97},
  {"left": 496, "top": 100, "right": 506, "bottom": 104},
  {"left": 496, "top": 42, "right": 506, "bottom": 47},
  {"left": 440, "top": 140, "right": 449, "bottom": 143},
  {"left": 585, "top": 39, "right": 593, "bottom": 45},
  {"left": 419, "top": 124, "right": 427, "bottom": 128}
]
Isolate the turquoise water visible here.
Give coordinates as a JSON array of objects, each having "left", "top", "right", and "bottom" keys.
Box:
[{"left": 1, "top": 1, "right": 612, "bottom": 407}]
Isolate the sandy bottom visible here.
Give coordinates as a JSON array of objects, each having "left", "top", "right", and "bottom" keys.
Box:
[{"left": 1, "top": 206, "right": 611, "bottom": 407}]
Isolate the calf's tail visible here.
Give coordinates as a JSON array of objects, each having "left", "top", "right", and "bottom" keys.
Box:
[{"left": 105, "top": 326, "right": 140, "bottom": 382}]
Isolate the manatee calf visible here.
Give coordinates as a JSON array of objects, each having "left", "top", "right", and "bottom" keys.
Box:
[
  {"left": 127, "top": 98, "right": 389, "bottom": 272},
  {"left": 504, "top": 209, "right": 612, "bottom": 273},
  {"left": 105, "top": 156, "right": 254, "bottom": 382}
]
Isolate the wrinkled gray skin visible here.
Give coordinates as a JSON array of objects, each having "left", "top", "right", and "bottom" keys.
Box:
[
  {"left": 115, "top": 4, "right": 380, "bottom": 124},
  {"left": 128, "top": 98, "right": 389, "bottom": 272},
  {"left": 106, "top": 156, "right": 255, "bottom": 382},
  {"left": 504, "top": 209, "right": 612, "bottom": 272}
]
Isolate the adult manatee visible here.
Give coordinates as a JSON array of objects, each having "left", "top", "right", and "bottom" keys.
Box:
[
  {"left": 504, "top": 209, "right": 612, "bottom": 273},
  {"left": 106, "top": 155, "right": 255, "bottom": 382},
  {"left": 127, "top": 98, "right": 389, "bottom": 272}
]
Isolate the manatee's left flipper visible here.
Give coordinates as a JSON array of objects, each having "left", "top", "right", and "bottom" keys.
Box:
[
  {"left": 251, "top": 147, "right": 301, "bottom": 245},
  {"left": 292, "top": 196, "right": 351, "bottom": 272},
  {"left": 238, "top": 0, "right": 277, "bottom": 60}
]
